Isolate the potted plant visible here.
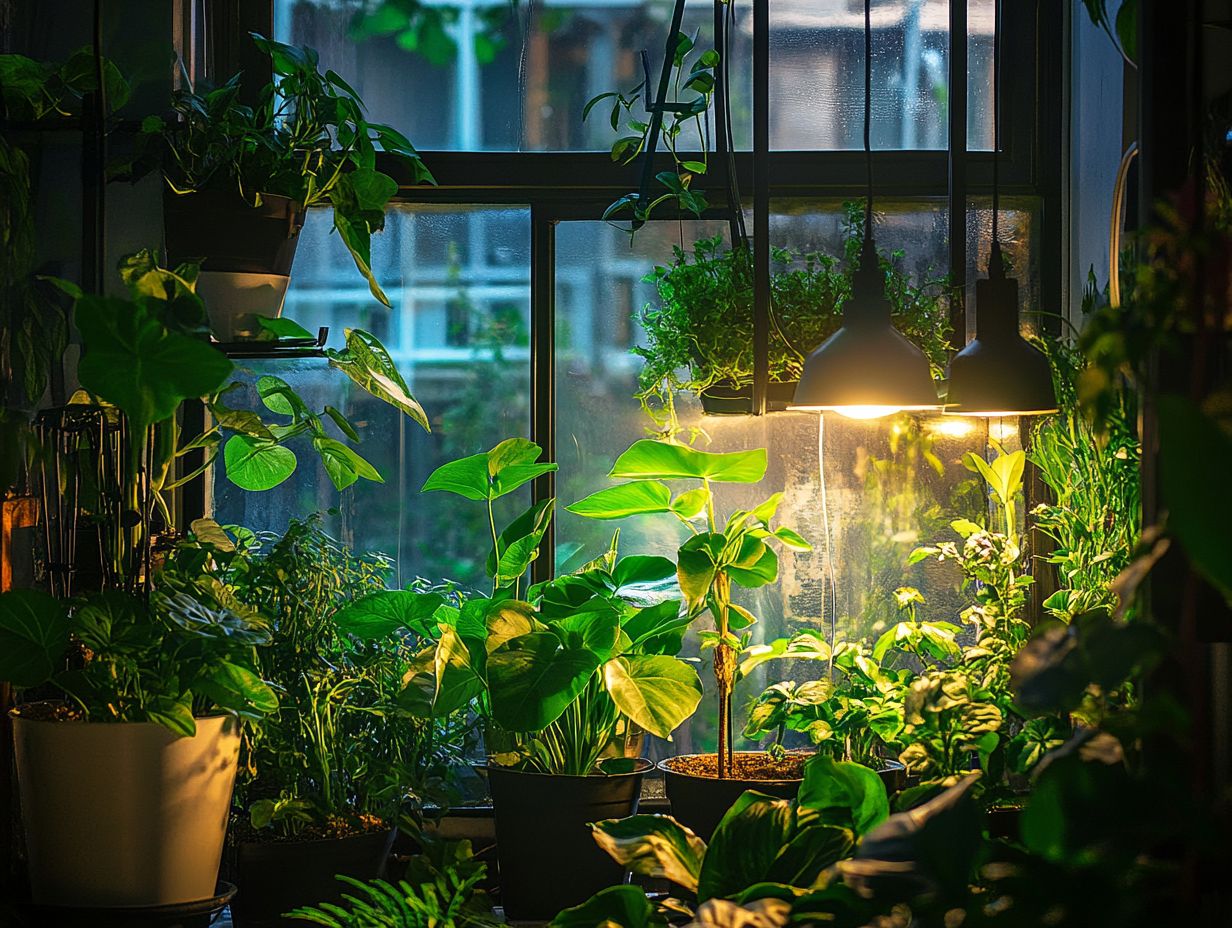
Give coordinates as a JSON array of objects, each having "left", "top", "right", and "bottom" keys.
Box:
[
  {"left": 333, "top": 438, "right": 704, "bottom": 919},
  {"left": 550, "top": 753, "right": 889, "bottom": 928},
  {"left": 634, "top": 206, "right": 952, "bottom": 420},
  {"left": 157, "top": 518, "right": 470, "bottom": 927},
  {"left": 128, "top": 33, "right": 432, "bottom": 338},
  {"left": 0, "top": 577, "right": 277, "bottom": 907},
  {"left": 566, "top": 438, "right": 814, "bottom": 837}
]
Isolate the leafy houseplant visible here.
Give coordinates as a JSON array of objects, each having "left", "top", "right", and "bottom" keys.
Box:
[
  {"left": 550, "top": 753, "right": 889, "bottom": 928},
  {"left": 635, "top": 206, "right": 952, "bottom": 421},
  {"left": 129, "top": 33, "right": 432, "bottom": 333},
  {"left": 162, "top": 518, "right": 468, "bottom": 926},
  {"left": 0, "top": 569, "right": 276, "bottom": 906},
  {"left": 334, "top": 438, "right": 704, "bottom": 919}
]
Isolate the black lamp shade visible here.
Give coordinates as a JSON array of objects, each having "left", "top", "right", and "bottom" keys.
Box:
[
  {"left": 790, "top": 240, "right": 941, "bottom": 415},
  {"left": 945, "top": 272, "right": 1058, "bottom": 416}
]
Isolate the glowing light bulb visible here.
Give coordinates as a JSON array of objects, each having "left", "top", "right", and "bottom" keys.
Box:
[
  {"left": 927, "top": 418, "right": 976, "bottom": 438},
  {"left": 830, "top": 406, "right": 902, "bottom": 420}
]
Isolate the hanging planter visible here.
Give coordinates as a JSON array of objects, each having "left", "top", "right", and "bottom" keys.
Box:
[
  {"left": 12, "top": 712, "right": 241, "bottom": 907},
  {"left": 699, "top": 380, "right": 799, "bottom": 415},
  {"left": 163, "top": 188, "right": 305, "bottom": 340}
]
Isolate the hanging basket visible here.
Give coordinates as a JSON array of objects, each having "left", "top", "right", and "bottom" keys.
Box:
[{"left": 699, "top": 380, "right": 799, "bottom": 415}]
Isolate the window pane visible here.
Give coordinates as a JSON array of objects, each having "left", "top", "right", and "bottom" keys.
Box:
[
  {"left": 556, "top": 207, "right": 985, "bottom": 758},
  {"left": 211, "top": 205, "right": 531, "bottom": 592},
  {"left": 966, "top": 197, "right": 1041, "bottom": 341},
  {"left": 274, "top": 0, "right": 995, "bottom": 152}
]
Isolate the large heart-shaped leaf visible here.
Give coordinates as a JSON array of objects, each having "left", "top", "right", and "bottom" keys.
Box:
[
  {"left": 422, "top": 450, "right": 491, "bottom": 500},
  {"left": 194, "top": 659, "right": 278, "bottom": 718},
  {"left": 486, "top": 631, "right": 600, "bottom": 731},
  {"left": 610, "top": 440, "right": 767, "bottom": 483},
  {"left": 604, "top": 654, "right": 702, "bottom": 739},
  {"left": 698, "top": 792, "right": 794, "bottom": 902},
  {"left": 762, "top": 824, "right": 854, "bottom": 889},
  {"left": 333, "top": 590, "right": 444, "bottom": 640},
  {"left": 328, "top": 328, "right": 429, "bottom": 430},
  {"left": 432, "top": 625, "right": 484, "bottom": 716},
  {"left": 75, "top": 296, "right": 232, "bottom": 436},
  {"left": 796, "top": 755, "right": 889, "bottom": 837},
  {"left": 548, "top": 884, "right": 663, "bottom": 928},
  {"left": 0, "top": 589, "right": 70, "bottom": 688},
  {"left": 566, "top": 480, "right": 673, "bottom": 519},
  {"left": 422, "top": 438, "right": 555, "bottom": 501},
  {"left": 223, "top": 434, "right": 297, "bottom": 490},
  {"left": 548, "top": 598, "right": 621, "bottom": 661},
  {"left": 591, "top": 815, "right": 707, "bottom": 893}
]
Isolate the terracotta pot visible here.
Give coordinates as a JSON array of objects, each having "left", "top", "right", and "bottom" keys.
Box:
[{"left": 11, "top": 712, "right": 240, "bottom": 907}]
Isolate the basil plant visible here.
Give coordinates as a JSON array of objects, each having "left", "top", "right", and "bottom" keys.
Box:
[
  {"left": 567, "top": 439, "right": 812, "bottom": 778},
  {"left": 334, "top": 439, "right": 703, "bottom": 776}
]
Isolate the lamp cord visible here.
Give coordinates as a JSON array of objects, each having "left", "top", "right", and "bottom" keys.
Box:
[
  {"left": 990, "top": 0, "right": 1003, "bottom": 274},
  {"left": 863, "top": 0, "right": 873, "bottom": 238}
]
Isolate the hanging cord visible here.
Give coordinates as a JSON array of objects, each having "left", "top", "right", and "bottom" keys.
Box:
[
  {"left": 91, "top": 0, "right": 108, "bottom": 292},
  {"left": 863, "top": 0, "right": 873, "bottom": 239},
  {"left": 989, "top": 0, "right": 1004, "bottom": 278},
  {"left": 818, "top": 417, "right": 838, "bottom": 681}
]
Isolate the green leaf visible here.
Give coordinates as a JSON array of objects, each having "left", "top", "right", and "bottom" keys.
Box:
[
  {"left": 796, "top": 755, "right": 889, "bottom": 837},
  {"left": 549, "top": 884, "right": 663, "bottom": 928},
  {"left": 422, "top": 451, "right": 491, "bottom": 500},
  {"left": 196, "top": 660, "right": 278, "bottom": 717},
  {"left": 323, "top": 405, "right": 361, "bottom": 442},
  {"left": 566, "top": 480, "right": 673, "bottom": 519},
  {"left": 679, "top": 160, "right": 708, "bottom": 173},
  {"left": 313, "top": 436, "right": 383, "bottom": 491},
  {"left": 548, "top": 599, "right": 621, "bottom": 661},
  {"left": 75, "top": 296, "right": 232, "bottom": 436},
  {"left": 697, "top": 792, "right": 794, "bottom": 902},
  {"left": 334, "top": 590, "right": 444, "bottom": 640},
  {"left": 255, "top": 316, "right": 314, "bottom": 340},
  {"left": 487, "top": 499, "right": 554, "bottom": 582},
  {"left": 621, "top": 599, "right": 691, "bottom": 653},
  {"left": 487, "top": 631, "right": 600, "bottom": 731},
  {"left": 328, "top": 329, "right": 429, "bottom": 430},
  {"left": 256, "top": 375, "right": 306, "bottom": 418},
  {"left": 0, "top": 590, "right": 70, "bottom": 688},
  {"left": 677, "top": 534, "right": 724, "bottom": 612},
  {"left": 223, "top": 435, "right": 297, "bottom": 491},
  {"left": 591, "top": 815, "right": 706, "bottom": 893},
  {"left": 950, "top": 518, "right": 983, "bottom": 538},
  {"left": 671, "top": 487, "right": 711, "bottom": 520},
  {"left": 726, "top": 537, "right": 779, "bottom": 589},
  {"left": 604, "top": 655, "right": 703, "bottom": 739},
  {"left": 772, "top": 527, "right": 812, "bottom": 550},
  {"left": 610, "top": 440, "right": 767, "bottom": 483},
  {"left": 763, "top": 824, "right": 855, "bottom": 889},
  {"left": 144, "top": 695, "right": 197, "bottom": 737},
  {"left": 432, "top": 625, "right": 484, "bottom": 716}
]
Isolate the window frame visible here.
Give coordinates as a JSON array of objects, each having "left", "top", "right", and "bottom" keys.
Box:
[{"left": 205, "top": 0, "right": 1067, "bottom": 585}]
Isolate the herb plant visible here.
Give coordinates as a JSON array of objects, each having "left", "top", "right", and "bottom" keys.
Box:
[
  {"left": 567, "top": 439, "right": 812, "bottom": 778},
  {"left": 166, "top": 517, "right": 467, "bottom": 838},
  {"left": 635, "top": 205, "right": 952, "bottom": 426},
  {"left": 132, "top": 33, "right": 432, "bottom": 306}
]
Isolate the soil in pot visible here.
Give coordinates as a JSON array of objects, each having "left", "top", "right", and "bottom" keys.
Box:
[
  {"left": 226, "top": 824, "right": 394, "bottom": 928},
  {"left": 487, "top": 759, "right": 650, "bottom": 922},
  {"left": 661, "top": 754, "right": 907, "bottom": 839}
]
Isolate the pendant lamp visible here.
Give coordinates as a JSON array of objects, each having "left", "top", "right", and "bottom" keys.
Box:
[
  {"left": 944, "top": 0, "right": 1057, "bottom": 417},
  {"left": 790, "top": 0, "right": 942, "bottom": 418}
]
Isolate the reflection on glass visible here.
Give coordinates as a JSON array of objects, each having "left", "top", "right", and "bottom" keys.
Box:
[
  {"left": 273, "top": 0, "right": 994, "bottom": 152},
  {"left": 211, "top": 206, "right": 532, "bottom": 593}
]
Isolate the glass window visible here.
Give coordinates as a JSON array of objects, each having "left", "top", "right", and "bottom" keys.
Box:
[
  {"left": 555, "top": 210, "right": 987, "bottom": 757},
  {"left": 210, "top": 205, "right": 532, "bottom": 592},
  {"left": 273, "top": 0, "right": 996, "bottom": 152}
]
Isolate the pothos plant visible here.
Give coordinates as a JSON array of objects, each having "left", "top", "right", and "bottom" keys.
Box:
[
  {"left": 584, "top": 25, "right": 721, "bottom": 229},
  {"left": 567, "top": 439, "right": 812, "bottom": 778},
  {"left": 332, "top": 439, "right": 705, "bottom": 776},
  {"left": 129, "top": 33, "right": 432, "bottom": 306}
]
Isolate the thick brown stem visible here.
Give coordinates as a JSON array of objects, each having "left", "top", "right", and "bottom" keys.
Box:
[{"left": 712, "top": 571, "right": 735, "bottom": 779}]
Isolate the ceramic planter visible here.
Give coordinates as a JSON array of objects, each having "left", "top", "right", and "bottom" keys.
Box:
[
  {"left": 163, "top": 189, "right": 305, "bottom": 341},
  {"left": 487, "top": 759, "right": 651, "bottom": 921},
  {"left": 11, "top": 712, "right": 240, "bottom": 907},
  {"left": 699, "top": 381, "right": 799, "bottom": 415},
  {"left": 227, "top": 829, "right": 395, "bottom": 927},
  {"left": 660, "top": 753, "right": 907, "bottom": 839}
]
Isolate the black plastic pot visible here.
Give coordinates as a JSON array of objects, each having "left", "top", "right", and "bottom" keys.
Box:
[
  {"left": 227, "top": 829, "right": 394, "bottom": 927},
  {"left": 164, "top": 189, "right": 305, "bottom": 275},
  {"left": 660, "top": 754, "right": 907, "bottom": 839},
  {"left": 487, "top": 759, "right": 651, "bottom": 921},
  {"left": 699, "top": 381, "right": 798, "bottom": 415}
]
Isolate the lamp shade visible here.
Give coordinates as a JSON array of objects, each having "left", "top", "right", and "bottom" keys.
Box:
[
  {"left": 944, "top": 260, "right": 1057, "bottom": 417},
  {"left": 790, "top": 238, "right": 941, "bottom": 416}
]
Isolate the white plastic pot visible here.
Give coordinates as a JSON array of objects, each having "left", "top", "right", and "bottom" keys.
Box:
[
  {"left": 11, "top": 712, "right": 241, "bottom": 907},
  {"left": 195, "top": 271, "right": 291, "bottom": 341}
]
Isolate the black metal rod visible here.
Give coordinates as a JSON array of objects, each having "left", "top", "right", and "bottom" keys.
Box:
[
  {"left": 713, "top": 0, "right": 740, "bottom": 247},
  {"left": 529, "top": 208, "right": 556, "bottom": 586},
  {"left": 752, "top": 0, "right": 770, "bottom": 417},
  {"left": 948, "top": 0, "right": 968, "bottom": 341},
  {"left": 634, "top": 0, "right": 690, "bottom": 223}
]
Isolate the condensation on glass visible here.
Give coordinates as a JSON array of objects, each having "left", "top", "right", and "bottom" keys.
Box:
[
  {"left": 273, "top": 0, "right": 995, "bottom": 152},
  {"left": 210, "top": 206, "right": 532, "bottom": 593}
]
